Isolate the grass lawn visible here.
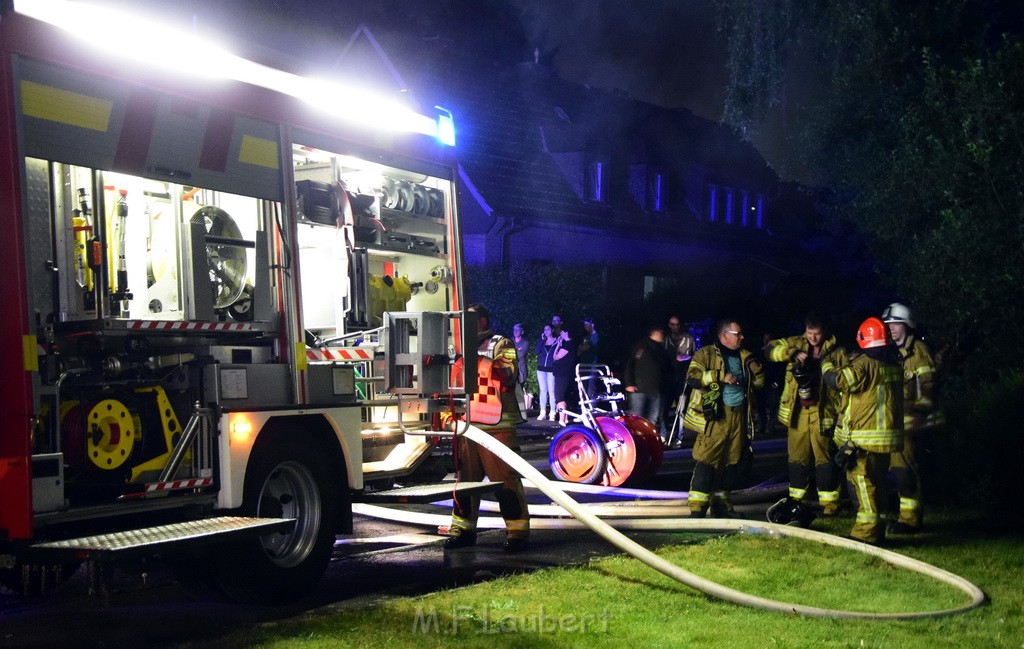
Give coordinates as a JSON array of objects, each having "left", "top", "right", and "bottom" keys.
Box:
[{"left": 205, "top": 509, "right": 1022, "bottom": 648}]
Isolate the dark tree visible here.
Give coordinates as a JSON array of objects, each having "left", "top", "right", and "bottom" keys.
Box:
[
  {"left": 717, "top": 0, "right": 1024, "bottom": 378},
  {"left": 717, "top": 0, "right": 1024, "bottom": 519}
]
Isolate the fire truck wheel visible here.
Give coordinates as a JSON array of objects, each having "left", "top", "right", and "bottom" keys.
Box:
[
  {"left": 549, "top": 425, "right": 609, "bottom": 485},
  {"left": 213, "top": 438, "right": 341, "bottom": 604}
]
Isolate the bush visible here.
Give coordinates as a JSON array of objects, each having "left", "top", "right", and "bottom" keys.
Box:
[
  {"left": 929, "top": 370, "right": 1024, "bottom": 528},
  {"left": 464, "top": 262, "right": 667, "bottom": 385}
]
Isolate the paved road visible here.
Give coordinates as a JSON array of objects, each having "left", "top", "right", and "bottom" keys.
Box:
[{"left": 0, "top": 425, "right": 789, "bottom": 649}]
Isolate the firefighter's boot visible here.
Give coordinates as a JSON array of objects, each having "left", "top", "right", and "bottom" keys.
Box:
[{"left": 443, "top": 530, "right": 477, "bottom": 550}]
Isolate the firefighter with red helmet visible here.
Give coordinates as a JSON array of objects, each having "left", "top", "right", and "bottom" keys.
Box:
[
  {"left": 443, "top": 304, "right": 530, "bottom": 553},
  {"left": 822, "top": 317, "right": 904, "bottom": 544},
  {"left": 764, "top": 313, "right": 847, "bottom": 516},
  {"left": 683, "top": 319, "right": 765, "bottom": 517},
  {"left": 881, "top": 302, "right": 937, "bottom": 534}
]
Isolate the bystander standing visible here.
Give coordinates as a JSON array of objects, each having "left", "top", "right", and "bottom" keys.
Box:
[
  {"left": 535, "top": 325, "right": 557, "bottom": 422},
  {"left": 624, "top": 326, "right": 670, "bottom": 431}
]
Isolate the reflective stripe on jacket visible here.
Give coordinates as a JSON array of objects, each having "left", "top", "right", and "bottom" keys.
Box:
[
  {"left": 468, "top": 333, "right": 520, "bottom": 426},
  {"left": 682, "top": 344, "right": 764, "bottom": 433},
  {"left": 825, "top": 353, "right": 904, "bottom": 453},
  {"left": 765, "top": 333, "right": 846, "bottom": 429},
  {"left": 898, "top": 335, "right": 937, "bottom": 431},
  {"left": 444, "top": 332, "right": 521, "bottom": 428}
]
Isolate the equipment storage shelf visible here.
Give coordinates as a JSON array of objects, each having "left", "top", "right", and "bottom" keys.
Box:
[{"left": 370, "top": 206, "right": 447, "bottom": 258}]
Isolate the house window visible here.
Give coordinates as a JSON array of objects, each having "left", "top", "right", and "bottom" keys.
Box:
[
  {"left": 587, "top": 159, "right": 608, "bottom": 203},
  {"left": 708, "top": 186, "right": 765, "bottom": 229},
  {"left": 646, "top": 172, "right": 665, "bottom": 212},
  {"left": 627, "top": 165, "right": 666, "bottom": 213}
]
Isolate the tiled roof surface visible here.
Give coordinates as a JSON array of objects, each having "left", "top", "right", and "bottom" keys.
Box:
[{"left": 350, "top": 32, "right": 780, "bottom": 241}]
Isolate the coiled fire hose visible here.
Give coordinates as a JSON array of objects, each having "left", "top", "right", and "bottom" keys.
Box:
[{"left": 362, "top": 424, "right": 986, "bottom": 620}]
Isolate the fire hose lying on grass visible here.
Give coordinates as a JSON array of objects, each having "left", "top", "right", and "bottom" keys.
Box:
[{"left": 356, "top": 424, "right": 986, "bottom": 620}]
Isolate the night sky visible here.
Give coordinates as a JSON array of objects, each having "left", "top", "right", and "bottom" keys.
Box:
[
  {"left": 85, "top": 0, "right": 728, "bottom": 120},
  {"left": 511, "top": 1, "right": 727, "bottom": 120}
]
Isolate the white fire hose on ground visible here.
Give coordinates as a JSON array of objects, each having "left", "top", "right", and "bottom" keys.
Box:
[{"left": 358, "top": 424, "right": 986, "bottom": 620}]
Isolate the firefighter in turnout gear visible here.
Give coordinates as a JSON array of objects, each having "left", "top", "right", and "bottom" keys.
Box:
[
  {"left": 823, "top": 317, "right": 904, "bottom": 545},
  {"left": 764, "top": 314, "right": 847, "bottom": 516},
  {"left": 444, "top": 305, "right": 530, "bottom": 552},
  {"left": 882, "top": 302, "right": 937, "bottom": 534},
  {"left": 683, "top": 319, "right": 765, "bottom": 517}
]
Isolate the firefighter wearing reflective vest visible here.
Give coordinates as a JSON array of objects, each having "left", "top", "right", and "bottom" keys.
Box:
[
  {"left": 882, "top": 302, "right": 937, "bottom": 533},
  {"left": 683, "top": 319, "right": 764, "bottom": 517},
  {"left": 764, "top": 314, "right": 846, "bottom": 515},
  {"left": 444, "top": 304, "right": 530, "bottom": 553},
  {"left": 822, "top": 317, "right": 904, "bottom": 545}
]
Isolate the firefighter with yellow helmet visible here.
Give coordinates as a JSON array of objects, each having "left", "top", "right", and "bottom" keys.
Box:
[
  {"left": 822, "top": 317, "right": 904, "bottom": 545},
  {"left": 443, "top": 304, "right": 530, "bottom": 552},
  {"left": 881, "top": 302, "right": 937, "bottom": 534}
]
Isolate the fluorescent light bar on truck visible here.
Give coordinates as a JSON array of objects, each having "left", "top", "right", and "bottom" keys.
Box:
[{"left": 14, "top": 0, "right": 454, "bottom": 145}]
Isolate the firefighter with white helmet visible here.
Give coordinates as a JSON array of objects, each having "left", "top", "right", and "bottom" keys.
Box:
[
  {"left": 881, "top": 302, "right": 937, "bottom": 534},
  {"left": 822, "top": 317, "right": 904, "bottom": 545}
]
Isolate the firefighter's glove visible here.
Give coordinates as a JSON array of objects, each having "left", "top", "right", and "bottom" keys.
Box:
[
  {"left": 701, "top": 386, "right": 723, "bottom": 422},
  {"left": 833, "top": 442, "right": 858, "bottom": 471},
  {"left": 439, "top": 411, "right": 464, "bottom": 433},
  {"left": 822, "top": 369, "right": 839, "bottom": 391},
  {"left": 821, "top": 419, "right": 837, "bottom": 438}
]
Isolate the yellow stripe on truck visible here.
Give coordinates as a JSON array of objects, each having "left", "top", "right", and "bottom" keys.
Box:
[
  {"left": 238, "top": 134, "right": 279, "bottom": 169},
  {"left": 20, "top": 81, "right": 112, "bottom": 131},
  {"left": 23, "top": 335, "right": 38, "bottom": 372}
]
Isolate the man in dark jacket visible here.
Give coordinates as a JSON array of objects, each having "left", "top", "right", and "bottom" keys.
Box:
[{"left": 623, "top": 326, "right": 670, "bottom": 431}]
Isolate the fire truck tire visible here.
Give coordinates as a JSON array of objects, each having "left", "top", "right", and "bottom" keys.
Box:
[
  {"left": 549, "top": 425, "right": 609, "bottom": 485},
  {"left": 212, "top": 438, "right": 341, "bottom": 604}
]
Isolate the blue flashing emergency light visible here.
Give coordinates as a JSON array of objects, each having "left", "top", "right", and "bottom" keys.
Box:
[{"left": 436, "top": 107, "right": 456, "bottom": 147}]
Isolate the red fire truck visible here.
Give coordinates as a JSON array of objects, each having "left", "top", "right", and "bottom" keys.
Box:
[{"left": 0, "top": 1, "right": 481, "bottom": 603}]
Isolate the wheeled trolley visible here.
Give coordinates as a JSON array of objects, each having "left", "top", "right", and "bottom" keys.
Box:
[{"left": 548, "top": 364, "right": 663, "bottom": 486}]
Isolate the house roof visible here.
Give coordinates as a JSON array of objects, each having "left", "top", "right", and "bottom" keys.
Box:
[{"left": 335, "top": 27, "right": 781, "bottom": 242}]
